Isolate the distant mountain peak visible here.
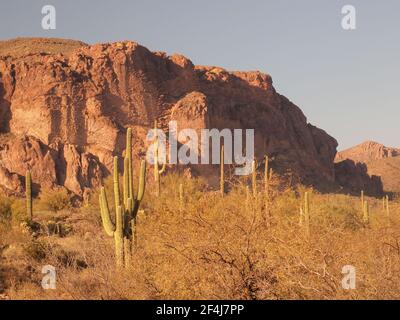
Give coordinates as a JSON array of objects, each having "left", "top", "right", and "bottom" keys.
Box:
[{"left": 336, "top": 141, "right": 400, "bottom": 163}]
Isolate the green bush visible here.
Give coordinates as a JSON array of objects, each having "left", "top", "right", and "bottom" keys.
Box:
[
  {"left": 38, "top": 188, "right": 71, "bottom": 213},
  {"left": 0, "top": 195, "right": 12, "bottom": 225},
  {"left": 11, "top": 198, "right": 28, "bottom": 224}
]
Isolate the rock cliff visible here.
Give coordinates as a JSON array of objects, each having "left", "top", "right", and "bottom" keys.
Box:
[
  {"left": 0, "top": 38, "right": 339, "bottom": 196},
  {"left": 336, "top": 141, "right": 400, "bottom": 194}
]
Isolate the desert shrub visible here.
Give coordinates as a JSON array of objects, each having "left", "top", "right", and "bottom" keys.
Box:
[
  {"left": 38, "top": 188, "right": 71, "bottom": 213},
  {"left": 4, "top": 171, "right": 400, "bottom": 300},
  {"left": 11, "top": 198, "right": 29, "bottom": 224},
  {"left": 0, "top": 195, "right": 12, "bottom": 226},
  {"left": 22, "top": 240, "right": 48, "bottom": 261}
]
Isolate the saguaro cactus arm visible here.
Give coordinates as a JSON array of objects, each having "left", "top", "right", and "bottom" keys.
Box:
[
  {"left": 123, "top": 156, "right": 130, "bottom": 207},
  {"left": 126, "top": 128, "right": 134, "bottom": 200},
  {"left": 99, "top": 187, "right": 115, "bottom": 237},
  {"left": 153, "top": 120, "right": 166, "bottom": 196},
  {"left": 113, "top": 156, "right": 121, "bottom": 210},
  {"left": 25, "top": 170, "right": 33, "bottom": 221},
  {"left": 136, "top": 160, "right": 147, "bottom": 202}
]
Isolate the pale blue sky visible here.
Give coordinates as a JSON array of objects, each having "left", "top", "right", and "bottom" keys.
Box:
[{"left": 1, "top": 0, "right": 399, "bottom": 150}]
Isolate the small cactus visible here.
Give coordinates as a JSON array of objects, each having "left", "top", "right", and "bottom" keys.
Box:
[
  {"left": 26, "top": 170, "right": 33, "bottom": 221},
  {"left": 264, "top": 155, "right": 270, "bottom": 218},
  {"left": 385, "top": 195, "right": 390, "bottom": 217},
  {"left": 245, "top": 185, "right": 251, "bottom": 211},
  {"left": 252, "top": 159, "right": 257, "bottom": 197},
  {"left": 99, "top": 128, "right": 146, "bottom": 268},
  {"left": 361, "top": 190, "right": 365, "bottom": 215},
  {"left": 153, "top": 120, "right": 166, "bottom": 197},
  {"left": 303, "top": 192, "right": 310, "bottom": 237},
  {"left": 299, "top": 205, "right": 304, "bottom": 226},
  {"left": 363, "top": 201, "right": 370, "bottom": 224},
  {"left": 220, "top": 144, "right": 224, "bottom": 196},
  {"left": 179, "top": 183, "right": 184, "bottom": 214}
]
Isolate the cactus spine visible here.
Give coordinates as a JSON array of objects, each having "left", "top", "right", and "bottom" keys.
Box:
[
  {"left": 26, "top": 170, "right": 33, "bottom": 221},
  {"left": 220, "top": 144, "right": 224, "bottom": 196},
  {"left": 153, "top": 120, "right": 166, "bottom": 197},
  {"left": 99, "top": 128, "right": 146, "bottom": 268}
]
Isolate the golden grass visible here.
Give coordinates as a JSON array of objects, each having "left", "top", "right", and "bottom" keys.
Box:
[{"left": 1, "top": 173, "right": 400, "bottom": 300}]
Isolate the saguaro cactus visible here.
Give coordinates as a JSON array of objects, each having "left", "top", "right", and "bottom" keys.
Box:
[
  {"left": 363, "top": 201, "right": 370, "bottom": 224},
  {"left": 304, "top": 192, "right": 310, "bottom": 237},
  {"left": 385, "top": 195, "right": 390, "bottom": 217},
  {"left": 264, "top": 155, "right": 270, "bottom": 217},
  {"left": 252, "top": 159, "right": 257, "bottom": 197},
  {"left": 220, "top": 144, "right": 224, "bottom": 196},
  {"left": 153, "top": 120, "right": 166, "bottom": 197},
  {"left": 245, "top": 186, "right": 251, "bottom": 211},
  {"left": 361, "top": 190, "right": 365, "bottom": 214},
  {"left": 99, "top": 128, "right": 147, "bottom": 268},
  {"left": 179, "top": 183, "right": 184, "bottom": 214},
  {"left": 26, "top": 170, "right": 33, "bottom": 221},
  {"left": 299, "top": 205, "right": 304, "bottom": 226}
]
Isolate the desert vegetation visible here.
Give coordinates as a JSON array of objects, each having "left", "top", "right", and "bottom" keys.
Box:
[{"left": 1, "top": 153, "right": 400, "bottom": 300}]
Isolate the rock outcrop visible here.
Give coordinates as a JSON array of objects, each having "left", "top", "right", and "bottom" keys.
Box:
[
  {"left": 334, "top": 160, "right": 383, "bottom": 196},
  {"left": 336, "top": 141, "right": 400, "bottom": 163},
  {"left": 0, "top": 38, "right": 339, "bottom": 196},
  {"left": 336, "top": 141, "right": 400, "bottom": 194}
]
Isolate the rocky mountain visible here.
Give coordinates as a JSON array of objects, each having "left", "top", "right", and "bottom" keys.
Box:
[
  {"left": 0, "top": 37, "right": 354, "bottom": 198},
  {"left": 336, "top": 141, "right": 400, "bottom": 194},
  {"left": 336, "top": 141, "right": 400, "bottom": 163}
]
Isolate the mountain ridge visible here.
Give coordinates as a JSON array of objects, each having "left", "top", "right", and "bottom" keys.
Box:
[
  {"left": 0, "top": 37, "right": 383, "bottom": 197},
  {"left": 336, "top": 141, "right": 400, "bottom": 193}
]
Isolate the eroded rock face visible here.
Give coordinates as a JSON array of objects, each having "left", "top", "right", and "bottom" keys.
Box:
[
  {"left": 0, "top": 38, "right": 339, "bottom": 196},
  {"left": 336, "top": 141, "right": 400, "bottom": 163},
  {"left": 335, "top": 141, "right": 400, "bottom": 193},
  {"left": 334, "top": 160, "right": 383, "bottom": 196}
]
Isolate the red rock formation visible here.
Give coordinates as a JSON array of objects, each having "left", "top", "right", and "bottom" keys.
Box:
[
  {"left": 336, "top": 141, "right": 400, "bottom": 163},
  {"left": 0, "top": 38, "right": 338, "bottom": 196},
  {"left": 336, "top": 141, "right": 400, "bottom": 193}
]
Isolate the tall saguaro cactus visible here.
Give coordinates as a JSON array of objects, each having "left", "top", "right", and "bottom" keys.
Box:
[
  {"left": 153, "top": 120, "right": 166, "bottom": 197},
  {"left": 264, "top": 155, "right": 270, "bottom": 218},
  {"left": 99, "top": 128, "right": 147, "bottom": 268},
  {"left": 26, "top": 170, "right": 33, "bottom": 221}
]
